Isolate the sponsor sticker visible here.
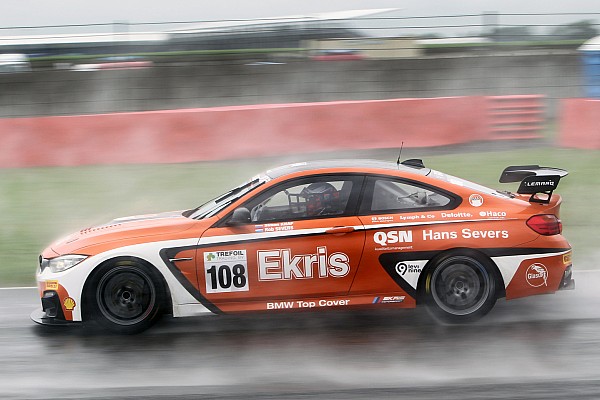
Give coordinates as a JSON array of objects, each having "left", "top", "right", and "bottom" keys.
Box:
[
  {"left": 257, "top": 246, "right": 350, "bottom": 281},
  {"left": 382, "top": 296, "right": 405, "bottom": 304},
  {"left": 267, "top": 299, "right": 350, "bottom": 309},
  {"left": 255, "top": 222, "right": 294, "bottom": 233},
  {"left": 441, "top": 212, "right": 472, "bottom": 218},
  {"left": 45, "top": 280, "right": 59, "bottom": 291},
  {"left": 391, "top": 260, "right": 427, "bottom": 289},
  {"left": 479, "top": 211, "right": 507, "bottom": 218},
  {"left": 395, "top": 262, "right": 422, "bottom": 276},
  {"left": 526, "top": 263, "right": 548, "bottom": 287},
  {"left": 373, "top": 230, "right": 413, "bottom": 246},
  {"left": 397, "top": 214, "right": 435, "bottom": 222},
  {"left": 63, "top": 297, "right": 76, "bottom": 311},
  {"left": 372, "top": 296, "right": 406, "bottom": 304},
  {"left": 204, "top": 250, "right": 249, "bottom": 293},
  {"left": 371, "top": 215, "right": 394, "bottom": 223},
  {"left": 469, "top": 194, "right": 484, "bottom": 207}
]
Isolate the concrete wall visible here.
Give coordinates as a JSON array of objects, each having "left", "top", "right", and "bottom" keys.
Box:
[{"left": 0, "top": 53, "right": 583, "bottom": 119}]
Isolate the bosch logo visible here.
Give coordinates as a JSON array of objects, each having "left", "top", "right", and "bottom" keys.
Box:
[{"left": 526, "top": 263, "right": 548, "bottom": 287}]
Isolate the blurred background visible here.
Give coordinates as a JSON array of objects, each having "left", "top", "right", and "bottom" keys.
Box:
[
  {"left": 0, "top": 8, "right": 599, "bottom": 116},
  {"left": 1, "top": 3, "right": 600, "bottom": 399},
  {"left": 1, "top": 5, "right": 599, "bottom": 285}
]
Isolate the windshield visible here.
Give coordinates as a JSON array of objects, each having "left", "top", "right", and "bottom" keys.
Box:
[{"left": 183, "top": 175, "right": 268, "bottom": 220}]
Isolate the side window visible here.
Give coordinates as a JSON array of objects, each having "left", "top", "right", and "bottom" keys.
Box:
[
  {"left": 366, "top": 178, "right": 451, "bottom": 213},
  {"left": 245, "top": 177, "right": 358, "bottom": 223}
]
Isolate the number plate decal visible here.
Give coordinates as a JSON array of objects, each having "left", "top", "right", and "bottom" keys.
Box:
[{"left": 204, "top": 250, "right": 249, "bottom": 293}]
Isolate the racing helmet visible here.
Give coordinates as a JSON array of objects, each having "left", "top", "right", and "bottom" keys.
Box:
[{"left": 300, "top": 182, "right": 341, "bottom": 216}]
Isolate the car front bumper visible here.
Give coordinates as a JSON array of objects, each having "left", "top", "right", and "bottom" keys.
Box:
[{"left": 30, "top": 289, "right": 80, "bottom": 326}]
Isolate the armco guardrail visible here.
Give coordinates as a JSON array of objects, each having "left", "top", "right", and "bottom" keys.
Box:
[
  {"left": 559, "top": 98, "right": 600, "bottom": 149},
  {"left": 487, "top": 95, "right": 545, "bottom": 140},
  {"left": 0, "top": 96, "right": 542, "bottom": 168}
]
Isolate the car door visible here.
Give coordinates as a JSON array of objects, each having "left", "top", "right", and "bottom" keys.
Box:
[
  {"left": 196, "top": 174, "right": 366, "bottom": 312},
  {"left": 351, "top": 175, "right": 459, "bottom": 303}
]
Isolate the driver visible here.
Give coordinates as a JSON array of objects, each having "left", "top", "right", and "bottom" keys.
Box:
[{"left": 300, "top": 182, "right": 342, "bottom": 217}]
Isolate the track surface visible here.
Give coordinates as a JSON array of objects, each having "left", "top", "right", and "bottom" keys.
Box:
[{"left": 2, "top": 271, "right": 600, "bottom": 399}]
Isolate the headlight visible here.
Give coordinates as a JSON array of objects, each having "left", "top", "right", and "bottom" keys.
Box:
[{"left": 47, "top": 255, "right": 88, "bottom": 273}]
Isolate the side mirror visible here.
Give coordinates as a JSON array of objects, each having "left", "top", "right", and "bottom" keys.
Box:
[{"left": 226, "top": 207, "right": 251, "bottom": 226}]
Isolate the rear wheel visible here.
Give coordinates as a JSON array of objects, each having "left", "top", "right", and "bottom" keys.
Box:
[
  {"left": 88, "top": 260, "right": 165, "bottom": 334},
  {"left": 425, "top": 252, "right": 497, "bottom": 323}
]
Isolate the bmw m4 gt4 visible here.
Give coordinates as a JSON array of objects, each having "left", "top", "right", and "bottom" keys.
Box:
[{"left": 32, "top": 160, "right": 573, "bottom": 333}]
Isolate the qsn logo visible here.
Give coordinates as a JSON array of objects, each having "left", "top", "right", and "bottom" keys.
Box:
[
  {"left": 374, "top": 230, "right": 413, "bottom": 246},
  {"left": 526, "top": 263, "right": 548, "bottom": 287},
  {"left": 257, "top": 246, "right": 350, "bottom": 281}
]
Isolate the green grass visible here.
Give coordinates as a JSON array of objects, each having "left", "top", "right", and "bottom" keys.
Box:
[{"left": 1, "top": 147, "right": 597, "bottom": 286}]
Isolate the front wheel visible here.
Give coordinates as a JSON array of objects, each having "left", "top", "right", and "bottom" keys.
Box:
[
  {"left": 425, "top": 253, "right": 497, "bottom": 323},
  {"left": 88, "top": 261, "right": 165, "bottom": 334}
]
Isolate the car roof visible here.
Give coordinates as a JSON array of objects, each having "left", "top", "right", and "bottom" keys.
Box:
[{"left": 264, "top": 159, "right": 432, "bottom": 180}]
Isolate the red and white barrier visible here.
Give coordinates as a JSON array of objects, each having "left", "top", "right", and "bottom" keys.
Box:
[
  {"left": 0, "top": 97, "right": 492, "bottom": 168},
  {"left": 558, "top": 98, "right": 600, "bottom": 149},
  {"left": 487, "top": 95, "right": 545, "bottom": 140}
]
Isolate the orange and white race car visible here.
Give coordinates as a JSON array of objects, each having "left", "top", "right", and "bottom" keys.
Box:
[{"left": 32, "top": 160, "right": 573, "bottom": 333}]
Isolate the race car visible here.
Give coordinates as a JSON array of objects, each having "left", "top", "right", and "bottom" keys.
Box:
[{"left": 31, "top": 159, "right": 574, "bottom": 333}]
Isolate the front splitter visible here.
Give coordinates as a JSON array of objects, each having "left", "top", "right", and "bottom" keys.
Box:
[{"left": 30, "top": 309, "right": 79, "bottom": 327}]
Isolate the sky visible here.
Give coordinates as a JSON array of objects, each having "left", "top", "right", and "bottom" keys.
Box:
[{"left": 1, "top": 0, "right": 599, "bottom": 30}]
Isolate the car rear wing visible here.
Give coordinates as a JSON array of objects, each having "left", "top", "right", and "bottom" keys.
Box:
[{"left": 499, "top": 165, "right": 568, "bottom": 204}]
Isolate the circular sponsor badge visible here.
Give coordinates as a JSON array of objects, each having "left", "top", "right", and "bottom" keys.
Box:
[
  {"left": 469, "top": 194, "right": 484, "bottom": 207},
  {"left": 526, "top": 263, "right": 548, "bottom": 287}
]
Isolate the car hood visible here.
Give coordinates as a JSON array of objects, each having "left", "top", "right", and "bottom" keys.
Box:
[{"left": 49, "top": 211, "right": 199, "bottom": 255}]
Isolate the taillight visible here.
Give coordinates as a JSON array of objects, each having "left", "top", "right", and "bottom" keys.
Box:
[{"left": 526, "top": 214, "right": 562, "bottom": 235}]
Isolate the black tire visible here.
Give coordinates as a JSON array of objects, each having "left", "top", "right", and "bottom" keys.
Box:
[
  {"left": 88, "top": 260, "right": 165, "bottom": 334},
  {"left": 424, "top": 252, "right": 497, "bottom": 324}
]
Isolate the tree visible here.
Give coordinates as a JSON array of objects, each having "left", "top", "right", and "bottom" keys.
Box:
[
  {"left": 550, "top": 20, "right": 598, "bottom": 41},
  {"left": 489, "top": 26, "right": 533, "bottom": 42}
]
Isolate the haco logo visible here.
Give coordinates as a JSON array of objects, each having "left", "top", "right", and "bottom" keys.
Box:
[{"left": 526, "top": 263, "right": 548, "bottom": 287}]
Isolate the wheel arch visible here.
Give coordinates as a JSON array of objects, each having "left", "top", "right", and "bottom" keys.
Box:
[
  {"left": 81, "top": 256, "right": 172, "bottom": 322},
  {"left": 416, "top": 247, "right": 506, "bottom": 305}
]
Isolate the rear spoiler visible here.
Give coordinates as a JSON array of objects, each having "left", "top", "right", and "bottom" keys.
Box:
[{"left": 499, "top": 165, "right": 568, "bottom": 204}]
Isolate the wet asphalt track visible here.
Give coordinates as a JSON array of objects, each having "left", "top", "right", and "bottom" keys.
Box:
[{"left": 2, "top": 271, "right": 600, "bottom": 400}]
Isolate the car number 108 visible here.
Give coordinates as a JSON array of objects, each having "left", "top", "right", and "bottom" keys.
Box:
[{"left": 203, "top": 250, "right": 249, "bottom": 293}]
